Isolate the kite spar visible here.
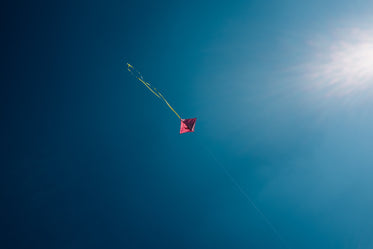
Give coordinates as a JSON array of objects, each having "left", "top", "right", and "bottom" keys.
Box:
[{"left": 126, "top": 63, "right": 196, "bottom": 134}]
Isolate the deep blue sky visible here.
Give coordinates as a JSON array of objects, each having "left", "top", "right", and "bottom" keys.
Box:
[{"left": 3, "top": 0, "right": 373, "bottom": 248}]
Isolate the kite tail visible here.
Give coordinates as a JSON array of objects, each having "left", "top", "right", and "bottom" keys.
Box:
[
  {"left": 127, "top": 63, "right": 182, "bottom": 120},
  {"left": 158, "top": 92, "right": 182, "bottom": 120}
]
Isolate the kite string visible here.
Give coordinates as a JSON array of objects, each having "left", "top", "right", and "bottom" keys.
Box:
[
  {"left": 200, "top": 141, "right": 291, "bottom": 249},
  {"left": 127, "top": 63, "right": 182, "bottom": 120}
]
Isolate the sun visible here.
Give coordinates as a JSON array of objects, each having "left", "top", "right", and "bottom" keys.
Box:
[{"left": 307, "top": 29, "right": 373, "bottom": 97}]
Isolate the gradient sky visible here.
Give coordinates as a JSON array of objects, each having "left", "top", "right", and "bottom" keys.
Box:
[{"left": 3, "top": 0, "right": 373, "bottom": 248}]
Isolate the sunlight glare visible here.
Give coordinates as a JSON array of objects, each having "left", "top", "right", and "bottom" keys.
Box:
[{"left": 307, "top": 29, "right": 373, "bottom": 96}]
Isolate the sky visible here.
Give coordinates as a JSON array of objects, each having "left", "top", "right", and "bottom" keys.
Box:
[{"left": 2, "top": 0, "right": 373, "bottom": 248}]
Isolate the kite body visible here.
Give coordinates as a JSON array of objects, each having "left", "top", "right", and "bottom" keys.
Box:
[
  {"left": 180, "top": 118, "right": 197, "bottom": 134},
  {"left": 127, "top": 63, "right": 196, "bottom": 134}
]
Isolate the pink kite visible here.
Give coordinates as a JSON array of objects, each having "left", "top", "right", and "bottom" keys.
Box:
[{"left": 180, "top": 118, "right": 197, "bottom": 134}]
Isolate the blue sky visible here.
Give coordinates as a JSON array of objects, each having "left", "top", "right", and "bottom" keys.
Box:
[{"left": 3, "top": 0, "right": 373, "bottom": 248}]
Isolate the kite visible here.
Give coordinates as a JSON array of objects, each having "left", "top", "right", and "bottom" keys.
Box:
[
  {"left": 126, "top": 62, "right": 289, "bottom": 248},
  {"left": 126, "top": 63, "right": 196, "bottom": 134}
]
